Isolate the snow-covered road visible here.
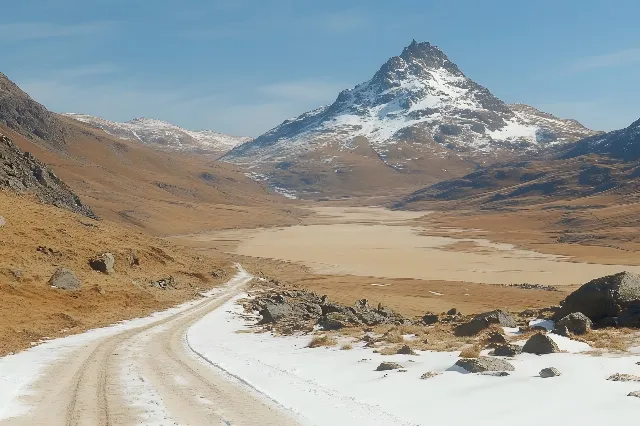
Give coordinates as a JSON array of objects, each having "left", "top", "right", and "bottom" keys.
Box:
[{"left": 0, "top": 266, "right": 298, "bottom": 426}]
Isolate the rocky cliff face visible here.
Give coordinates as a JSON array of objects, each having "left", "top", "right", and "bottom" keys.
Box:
[
  {"left": 0, "top": 73, "right": 66, "bottom": 150},
  {"left": 0, "top": 132, "right": 96, "bottom": 218},
  {"left": 563, "top": 117, "right": 640, "bottom": 161}
]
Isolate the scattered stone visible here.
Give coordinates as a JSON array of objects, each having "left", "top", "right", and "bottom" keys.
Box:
[
  {"left": 9, "top": 269, "right": 23, "bottom": 280},
  {"left": 422, "top": 312, "right": 439, "bottom": 325},
  {"left": 553, "top": 312, "right": 592, "bottom": 335},
  {"left": 554, "top": 271, "right": 640, "bottom": 322},
  {"left": 522, "top": 333, "right": 560, "bottom": 355},
  {"left": 492, "top": 344, "right": 522, "bottom": 357},
  {"left": 508, "top": 283, "right": 558, "bottom": 291},
  {"left": 128, "top": 251, "right": 140, "bottom": 267},
  {"left": 628, "top": 391, "right": 640, "bottom": 398},
  {"left": 320, "top": 312, "right": 355, "bottom": 330},
  {"left": 150, "top": 276, "right": 176, "bottom": 290},
  {"left": 0, "top": 216, "right": 5, "bottom": 227},
  {"left": 398, "top": 369, "right": 408, "bottom": 373},
  {"left": 454, "top": 357, "right": 515, "bottom": 373},
  {"left": 376, "top": 362, "right": 403, "bottom": 371},
  {"left": 89, "top": 253, "right": 115, "bottom": 274},
  {"left": 37, "top": 246, "right": 61, "bottom": 257},
  {"left": 447, "top": 308, "right": 458, "bottom": 315},
  {"left": 420, "top": 371, "right": 442, "bottom": 380},
  {"left": 540, "top": 367, "right": 561, "bottom": 378},
  {"left": 49, "top": 268, "right": 81, "bottom": 290},
  {"left": 397, "top": 345, "right": 417, "bottom": 355},
  {"left": 607, "top": 374, "right": 640, "bottom": 382},
  {"left": 455, "top": 310, "right": 517, "bottom": 336}
]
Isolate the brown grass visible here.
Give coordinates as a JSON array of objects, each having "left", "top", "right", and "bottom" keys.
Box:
[
  {"left": 459, "top": 344, "right": 483, "bottom": 358},
  {"left": 308, "top": 335, "right": 337, "bottom": 348},
  {"left": 340, "top": 343, "right": 353, "bottom": 350}
]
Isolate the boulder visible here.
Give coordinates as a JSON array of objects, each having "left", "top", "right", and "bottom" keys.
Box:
[
  {"left": 455, "top": 356, "right": 515, "bottom": 373},
  {"left": 422, "top": 312, "right": 439, "bottom": 325},
  {"left": 522, "top": 333, "right": 560, "bottom": 355},
  {"left": 319, "top": 312, "right": 358, "bottom": 330},
  {"left": 486, "top": 330, "right": 508, "bottom": 347},
  {"left": 455, "top": 310, "right": 517, "bottom": 336},
  {"left": 492, "top": 344, "right": 522, "bottom": 357},
  {"left": 259, "top": 303, "right": 294, "bottom": 323},
  {"left": 553, "top": 312, "right": 592, "bottom": 335},
  {"left": 89, "top": 253, "right": 115, "bottom": 274},
  {"left": 49, "top": 268, "right": 81, "bottom": 290},
  {"left": 540, "top": 367, "right": 561, "bottom": 378},
  {"left": 376, "top": 362, "right": 402, "bottom": 371},
  {"left": 618, "top": 303, "right": 640, "bottom": 328},
  {"left": 447, "top": 308, "right": 459, "bottom": 316},
  {"left": 554, "top": 271, "right": 640, "bottom": 322}
]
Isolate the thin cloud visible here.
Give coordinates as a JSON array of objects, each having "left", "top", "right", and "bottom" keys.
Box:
[
  {"left": 570, "top": 48, "right": 640, "bottom": 72},
  {"left": 0, "top": 21, "right": 115, "bottom": 41},
  {"left": 313, "top": 9, "right": 371, "bottom": 35}
]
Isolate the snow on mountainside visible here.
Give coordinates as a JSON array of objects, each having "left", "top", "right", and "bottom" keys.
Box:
[
  {"left": 64, "top": 113, "right": 251, "bottom": 155},
  {"left": 224, "top": 41, "right": 597, "bottom": 168}
]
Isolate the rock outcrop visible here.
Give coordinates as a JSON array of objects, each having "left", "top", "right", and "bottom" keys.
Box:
[
  {"left": 554, "top": 272, "right": 640, "bottom": 324},
  {"left": 553, "top": 312, "right": 592, "bottom": 335},
  {"left": 89, "top": 253, "right": 115, "bottom": 274},
  {"left": 0, "top": 133, "right": 96, "bottom": 218}
]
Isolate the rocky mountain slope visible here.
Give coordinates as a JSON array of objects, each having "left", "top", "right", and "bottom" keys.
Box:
[
  {"left": 0, "top": 73, "right": 66, "bottom": 150},
  {"left": 222, "top": 41, "right": 597, "bottom": 197},
  {"left": 64, "top": 113, "right": 251, "bottom": 156},
  {"left": 0, "top": 72, "right": 302, "bottom": 235},
  {"left": 0, "top": 131, "right": 96, "bottom": 218},
  {"left": 563, "top": 117, "right": 640, "bottom": 161},
  {"left": 395, "top": 116, "right": 640, "bottom": 211}
]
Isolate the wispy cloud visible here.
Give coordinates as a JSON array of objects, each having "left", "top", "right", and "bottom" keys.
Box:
[
  {"left": 0, "top": 21, "right": 115, "bottom": 41},
  {"left": 312, "top": 9, "right": 371, "bottom": 35},
  {"left": 569, "top": 48, "right": 640, "bottom": 72}
]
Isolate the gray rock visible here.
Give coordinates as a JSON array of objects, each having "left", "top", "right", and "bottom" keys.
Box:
[
  {"left": 628, "top": 391, "right": 640, "bottom": 398},
  {"left": 555, "top": 271, "right": 640, "bottom": 322},
  {"left": 492, "top": 344, "right": 522, "bottom": 357},
  {"left": 49, "top": 268, "right": 81, "bottom": 290},
  {"left": 320, "top": 312, "right": 359, "bottom": 330},
  {"left": 376, "top": 362, "right": 402, "bottom": 371},
  {"left": 455, "top": 310, "right": 517, "bottom": 336},
  {"left": 89, "top": 253, "right": 115, "bottom": 274},
  {"left": 486, "top": 330, "right": 508, "bottom": 347},
  {"left": 607, "top": 373, "right": 640, "bottom": 382},
  {"left": 553, "top": 312, "right": 592, "bottom": 335},
  {"left": 150, "top": 276, "right": 176, "bottom": 290},
  {"left": 540, "top": 367, "right": 561, "bottom": 378},
  {"left": 0, "top": 216, "right": 5, "bottom": 227},
  {"left": 447, "top": 308, "right": 458, "bottom": 315},
  {"left": 259, "top": 303, "right": 294, "bottom": 323},
  {"left": 455, "top": 356, "right": 515, "bottom": 373},
  {"left": 422, "top": 312, "right": 439, "bottom": 325},
  {"left": 522, "top": 333, "right": 560, "bottom": 355}
]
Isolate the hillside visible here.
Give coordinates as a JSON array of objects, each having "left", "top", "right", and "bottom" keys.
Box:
[
  {"left": 0, "top": 72, "right": 303, "bottom": 235},
  {"left": 222, "top": 41, "right": 597, "bottom": 198},
  {"left": 64, "top": 113, "right": 251, "bottom": 157}
]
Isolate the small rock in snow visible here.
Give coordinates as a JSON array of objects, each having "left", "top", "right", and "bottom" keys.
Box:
[
  {"left": 540, "top": 367, "right": 562, "bottom": 378},
  {"left": 420, "top": 371, "right": 442, "bottom": 380},
  {"left": 607, "top": 374, "right": 640, "bottom": 382},
  {"left": 628, "top": 391, "right": 640, "bottom": 398},
  {"left": 455, "top": 356, "right": 515, "bottom": 373},
  {"left": 376, "top": 362, "right": 403, "bottom": 371}
]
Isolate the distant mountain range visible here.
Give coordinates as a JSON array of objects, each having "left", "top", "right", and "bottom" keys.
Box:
[
  {"left": 64, "top": 114, "right": 252, "bottom": 156},
  {"left": 221, "top": 40, "right": 599, "bottom": 197}
]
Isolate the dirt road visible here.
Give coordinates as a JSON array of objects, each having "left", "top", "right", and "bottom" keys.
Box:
[{"left": 1, "top": 268, "right": 298, "bottom": 426}]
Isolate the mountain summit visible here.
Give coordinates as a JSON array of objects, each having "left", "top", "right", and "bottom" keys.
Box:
[
  {"left": 221, "top": 41, "right": 597, "bottom": 197},
  {"left": 224, "top": 41, "right": 596, "bottom": 168}
]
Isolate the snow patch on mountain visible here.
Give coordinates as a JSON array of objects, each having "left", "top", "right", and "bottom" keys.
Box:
[{"left": 64, "top": 113, "right": 251, "bottom": 154}]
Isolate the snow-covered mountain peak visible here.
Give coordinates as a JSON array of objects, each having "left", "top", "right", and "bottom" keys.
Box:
[
  {"left": 64, "top": 113, "right": 251, "bottom": 155},
  {"left": 224, "top": 40, "right": 597, "bottom": 167}
]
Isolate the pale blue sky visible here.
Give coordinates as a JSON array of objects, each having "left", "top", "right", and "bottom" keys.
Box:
[{"left": 2, "top": 0, "right": 639, "bottom": 136}]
